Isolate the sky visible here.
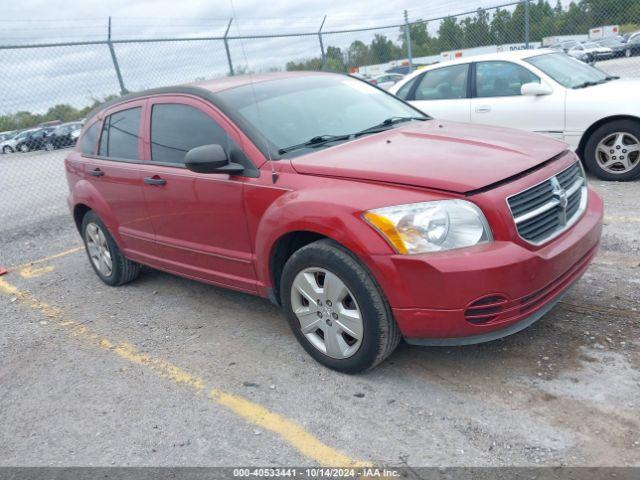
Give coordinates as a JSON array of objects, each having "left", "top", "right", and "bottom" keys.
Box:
[{"left": 0, "top": 0, "right": 527, "bottom": 115}]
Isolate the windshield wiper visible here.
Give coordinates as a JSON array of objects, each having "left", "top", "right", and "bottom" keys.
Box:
[
  {"left": 353, "top": 116, "right": 427, "bottom": 137},
  {"left": 573, "top": 81, "right": 600, "bottom": 89},
  {"left": 277, "top": 116, "right": 427, "bottom": 155},
  {"left": 574, "top": 76, "right": 618, "bottom": 89},
  {"left": 278, "top": 134, "right": 352, "bottom": 154}
]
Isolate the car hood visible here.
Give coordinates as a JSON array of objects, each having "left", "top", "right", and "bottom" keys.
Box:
[
  {"left": 290, "top": 120, "right": 567, "bottom": 193},
  {"left": 567, "top": 78, "right": 640, "bottom": 100}
]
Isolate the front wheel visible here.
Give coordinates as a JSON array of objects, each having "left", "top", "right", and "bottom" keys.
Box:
[
  {"left": 2, "top": 146, "right": 13, "bottom": 154},
  {"left": 584, "top": 120, "right": 640, "bottom": 181},
  {"left": 81, "top": 211, "right": 141, "bottom": 286},
  {"left": 281, "top": 239, "right": 401, "bottom": 373}
]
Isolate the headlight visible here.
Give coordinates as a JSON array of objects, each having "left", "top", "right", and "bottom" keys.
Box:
[
  {"left": 70, "top": 130, "right": 80, "bottom": 139},
  {"left": 363, "top": 199, "right": 492, "bottom": 254}
]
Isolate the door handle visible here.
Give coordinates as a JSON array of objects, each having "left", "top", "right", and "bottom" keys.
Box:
[
  {"left": 144, "top": 175, "right": 167, "bottom": 186},
  {"left": 475, "top": 105, "right": 491, "bottom": 113},
  {"left": 89, "top": 168, "right": 104, "bottom": 177}
]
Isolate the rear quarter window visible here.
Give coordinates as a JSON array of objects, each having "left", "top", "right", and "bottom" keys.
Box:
[{"left": 80, "top": 122, "right": 100, "bottom": 155}]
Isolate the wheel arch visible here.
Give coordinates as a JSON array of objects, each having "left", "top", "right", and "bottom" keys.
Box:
[
  {"left": 268, "top": 230, "right": 331, "bottom": 305},
  {"left": 578, "top": 114, "right": 640, "bottom": 161},
  {"left": 73, "top": 203, "right": 92, "bottom": 232},
  {"left": 69, "top": 179, "right": 124, "bottom": 247}
]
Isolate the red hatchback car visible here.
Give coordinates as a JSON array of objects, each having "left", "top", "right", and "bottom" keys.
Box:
[{"left": 65, "top": 72, "right": 603, "bottom": 373}]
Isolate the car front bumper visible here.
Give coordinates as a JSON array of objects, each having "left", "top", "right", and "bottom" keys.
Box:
[{"left": 376, "top": 188, "right": 603, "bottom": 344}]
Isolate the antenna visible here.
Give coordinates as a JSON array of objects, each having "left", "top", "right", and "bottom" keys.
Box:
[{"left": 228, "top": 0, "right": 278, "bottom": 184}]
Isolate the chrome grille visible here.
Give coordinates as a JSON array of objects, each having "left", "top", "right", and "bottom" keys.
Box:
[{"left": 507, "top": 161, "right": 587, "bottom": 245}]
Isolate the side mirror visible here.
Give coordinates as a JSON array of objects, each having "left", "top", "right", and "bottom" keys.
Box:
[
  {"left": 185, "top": 144, "right": 244, "bottom": 174},
  {"left": 521, "top": 82, "right": 553, "bottom": 96}
]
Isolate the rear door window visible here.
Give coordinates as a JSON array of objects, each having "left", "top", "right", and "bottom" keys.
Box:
[
  {"left": 98, "top": 107, "right": 141, "bottom": 160},
  {"left": 414, "top": 64, "right": 470, "bottom": 100}
]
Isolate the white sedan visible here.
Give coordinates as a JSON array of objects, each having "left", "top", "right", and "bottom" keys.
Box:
[{"left": 390, "top": 50, "right": 640, "bottom": 181}]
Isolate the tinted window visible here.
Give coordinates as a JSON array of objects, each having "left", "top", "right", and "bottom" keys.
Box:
[
  {"left": 476, "top": 61, "right": 540, "bottom": 98},
  {"left": 98, "top": 107, "right": 141, "bottom": 160},
  {"left": 395, "top": 76, "right": 419, "bottom": 100},
  {"left": 414, "top": 64, "right": 469, "bottom": 100},
  {"left": 151, "top": 104, "right": 230, "bottom": 164},
  {"left": 216, "top": 75, "right": 425, "bottom": 155},
  {"left": 81, "top": 122, "right": 100, "bottom": 155}
]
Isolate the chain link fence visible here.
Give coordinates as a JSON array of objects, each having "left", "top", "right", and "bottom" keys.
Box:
[{"left": 1, "top": 0, "right": 639, "bottom": 248}]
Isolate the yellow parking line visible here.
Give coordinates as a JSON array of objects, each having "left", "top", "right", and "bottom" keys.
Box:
[
  {"left": 4, "top": 246, "right": 83, "bottom": 279},
  {"left": 604, "top": 215, "right": 640, "bottom": 224},
  {"left": 0, "top": 277, "right": 369, "bottom": 467},
  {"left": 9, "top": 246, "right": 83, "bottom": 269}
]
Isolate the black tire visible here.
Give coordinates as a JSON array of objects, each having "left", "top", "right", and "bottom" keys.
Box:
[
  {"left": 2, "top": 146, "right": 13, "bottom": 154},
  {"left": 280, "top": 239, "right": 401, "bottom": 373},
  {"left": 44, "top": 142, "right": 54, "bottom": 151},
  {"left": 583, "top": 119, "right": 640, "bottom": 181},
  {"left": 80, "top": 210, "right": 141, "bottom": 286},
  {"left": 18, "top": 144, "right": 29, "bottom": 153}
]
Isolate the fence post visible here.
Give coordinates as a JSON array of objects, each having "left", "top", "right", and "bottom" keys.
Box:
[
  {"left": 404, "top": 10, "right": 413, "bottom": 73},
  {"left": 524, "top": 0, "right": 530, "bottom": 48},
  {"left": 224, "top": 18, "right": 234, "bottom": 76},
  {"left": 318, "top": 15, "right": 327, "bottom": 71},
  {"left": 107, "top": 16, "right": 127, "bottom": 95}
]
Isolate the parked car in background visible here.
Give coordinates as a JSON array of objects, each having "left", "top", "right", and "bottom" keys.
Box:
[
  {"left": 1, "top": 129, "right": 34, "bottom": 154},
  {"left": 549, "top": 39, "right": 580, "bottom": 53},
  {"left": 622, "top": 30, "right": 640, "bottom": 44},
  {"left": 66, "top": 72, "right": 602, "bottom": 372},
  {"left": 0, "top": 130, "right": 17, "bottom": 143},
  {"left": 390, "top": 50, "right": 640, "bottom": 181},
  {"left": 43, "top": 121, "right": 84, "bottom": 151},
  {"left": 626, "top": 34, "right": 640, "bottom": 57},
  {"left": 567, "top": 42, "right": 612, "bottom": 63},
  {"left": 596, "top": 37, "right": 629, "bottom": 58},
  {"left": 38, "top": 119, "right": 62, "bottom": 128},
  {"left": 371, "top": 73, "right": 405, "bottom": 90},
  {"left": 14, "top": 127, "right": 55, "bottom": 153}
]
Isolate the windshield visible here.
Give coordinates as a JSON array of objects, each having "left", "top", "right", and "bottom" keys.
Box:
[
  {"left": 526, "top": 53, "right": 610, "bottom": 88},
  {"left": 216, "top": 74, "right": 426, "bottom": 157}
]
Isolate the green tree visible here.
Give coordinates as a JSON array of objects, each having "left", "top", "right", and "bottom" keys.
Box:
[
  {"left": 347, "top": 40, "right": 370, "bottom": 67},
  {"left": 437, "top": 16, "right": 464, "bottom": 51},
  {"left": 369, "top": 34, "right": 400, "bottom": 63},
  {"left": 462, "top": 8, "right": 493, "bottom": 48}
]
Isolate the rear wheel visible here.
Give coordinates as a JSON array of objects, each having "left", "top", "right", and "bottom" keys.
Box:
[
  {"left": 281, "top": 239, "right": 401, "bottom": 373},
  {"left": 44, "top": 142, "right": 55, "bottom": 151},
  {"left": 81, "top": 211, "right": 140, "bottom": 286},
  {"left": 584, "top": 120, "right": 640, "bottom": 181},
  {"left": 19, "top": 144, "right": 29, "bottom": 153}
]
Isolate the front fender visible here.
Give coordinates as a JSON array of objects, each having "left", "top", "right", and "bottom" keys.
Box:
[{"left": 252, "top": 186, "right": 397, "bottom": 294}]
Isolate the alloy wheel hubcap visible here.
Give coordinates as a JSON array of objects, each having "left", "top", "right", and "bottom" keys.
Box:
[
  {"left": 85, "top": 222, "right": 113, "bottom": 276},
  {"left": 290, "top": 267, "right": 363, "bottom": 359},
  {"left": 596, "top": 131, "right": 640, "bottom": 174}
]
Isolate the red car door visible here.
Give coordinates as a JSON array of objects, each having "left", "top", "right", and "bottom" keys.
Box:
[
  {"left": 83, "top": 100, "right": 157, "bottom": 264},
  {"left": 138, "top": 95, "right": 257, "bottom": 293}
]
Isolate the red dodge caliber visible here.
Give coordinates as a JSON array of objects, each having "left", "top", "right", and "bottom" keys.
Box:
[{"left": 65, "top": 72, "right": 603, "bottom": 373}]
